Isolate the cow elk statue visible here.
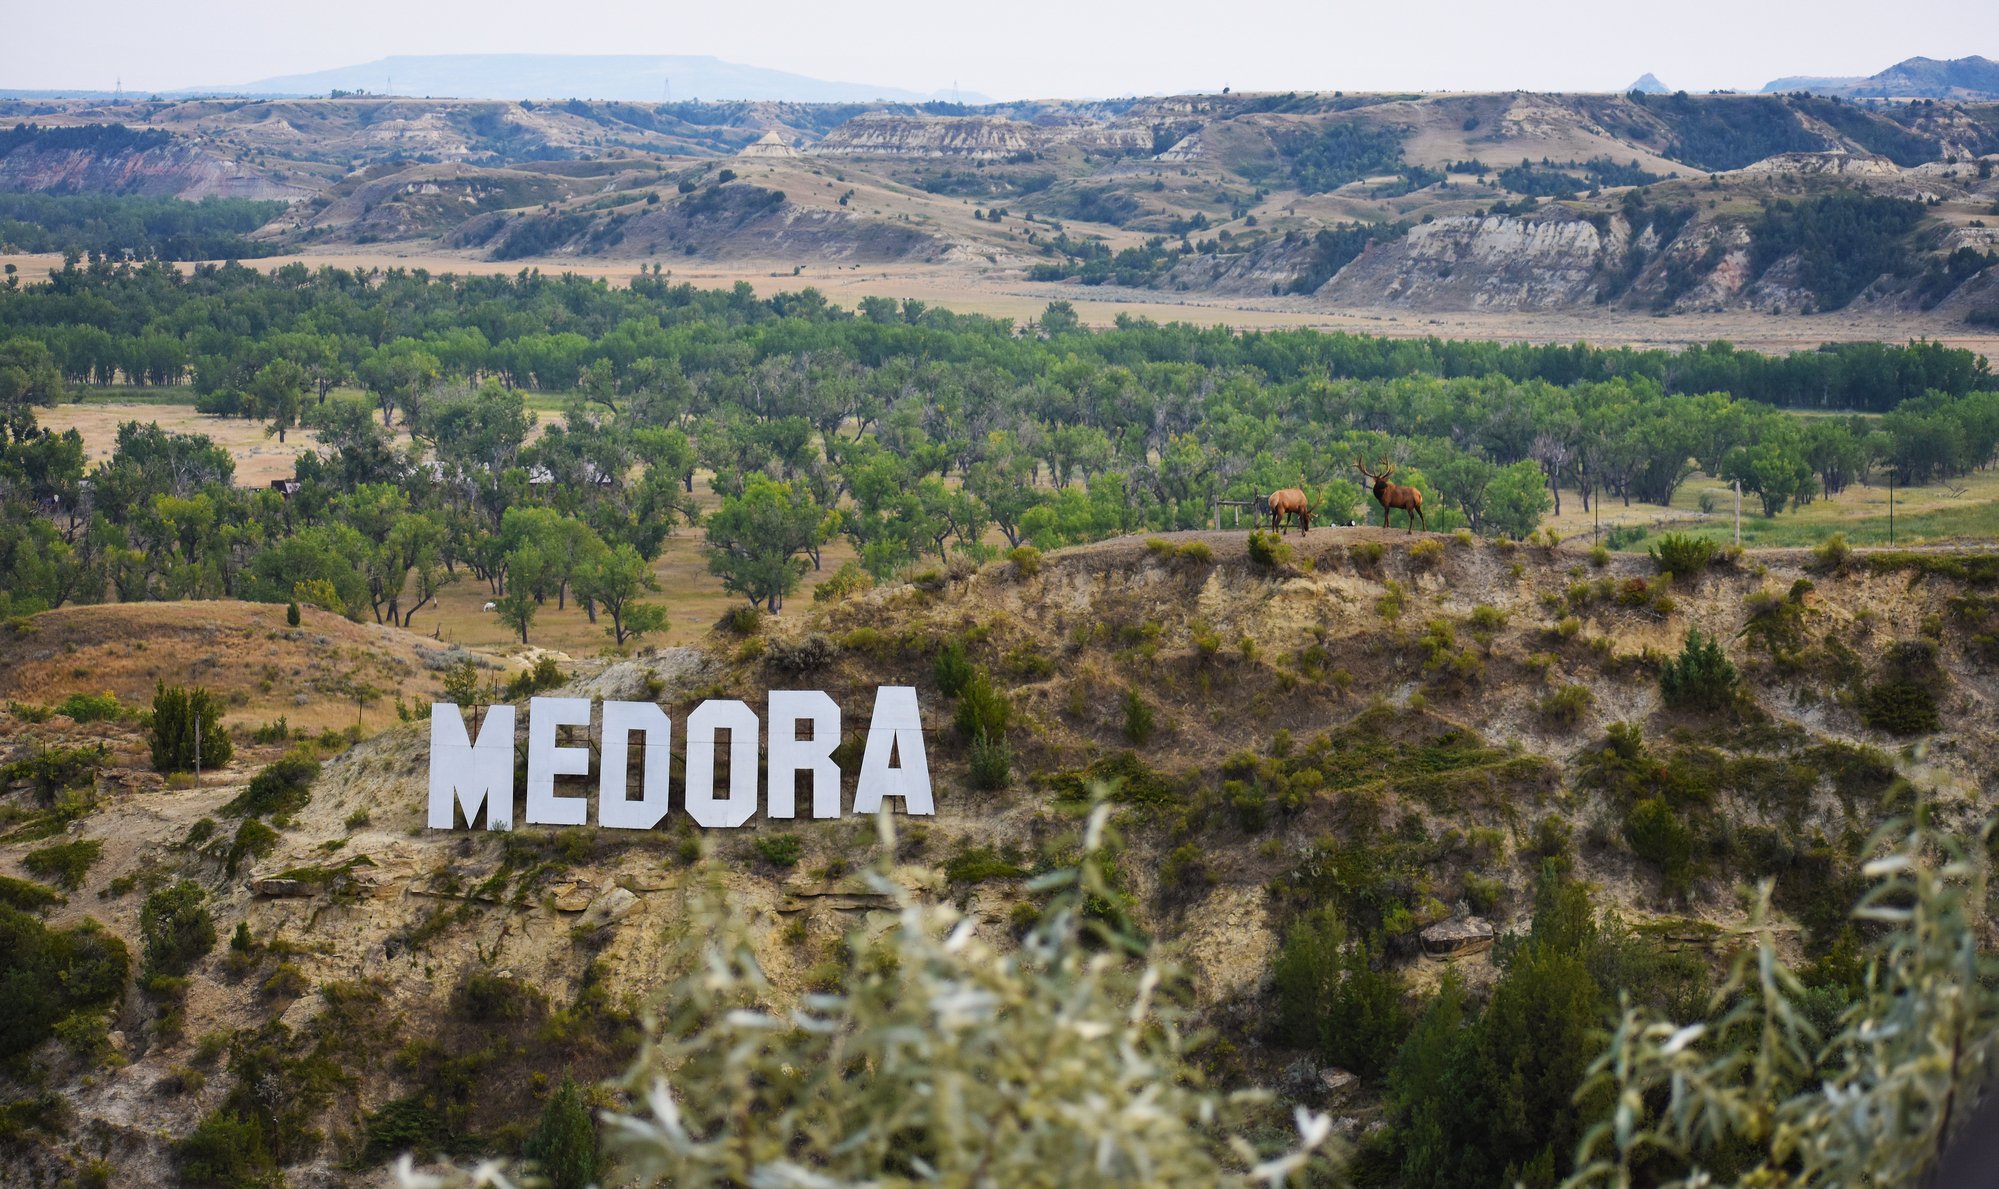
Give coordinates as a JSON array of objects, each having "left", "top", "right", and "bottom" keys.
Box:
[
  {"left": 1266, "top": 487, "right": 1312, "bottom": 535},
  {"left": 1355, "top": 458, "right": 1426, "bottom": 532}
]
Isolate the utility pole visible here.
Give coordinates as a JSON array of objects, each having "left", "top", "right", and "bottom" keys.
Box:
[
  {"left": 1888, "top": 470, "right": 1895, "bottom": 546},
  {"left": 1733, "top": 478, "right": 1741, "bottom": 548}
]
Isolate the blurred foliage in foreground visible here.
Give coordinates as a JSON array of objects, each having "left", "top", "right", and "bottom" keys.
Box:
[
  {"left": 1566, "top": 805, "right": 1999, "bottom": 1187},
  {"left": 398, "top": 805, "right": 1338, "bottom": 1188},
  {"left": 395, "top": 801, "right": 1999, "bottom": 1188}
]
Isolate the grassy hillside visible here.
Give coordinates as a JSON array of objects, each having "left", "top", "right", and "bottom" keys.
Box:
[{"left": 3, "top": 528, "right": 1994, "bottom": 1183}]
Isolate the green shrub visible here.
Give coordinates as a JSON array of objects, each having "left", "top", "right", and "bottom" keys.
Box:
[
  {"left": 1246, "top": 530, "right": 1291, "bottom": 569},
  {"left": 50, "top": 691, "right": 124, "bottom": 723},
  {"left": 1270, "top": 903, "right": 1408, "bottom": 1078},
  {"left": 944, "top": 845, "right": 1026, "bottom": 884},
  {"left": 149, "top": 682, "right": 232, "bottom": 774},
  {"left": 221, "top": 753, "right": 320, "bottom": 819},
  {"left": 0, "top": 907, "right": 129, "bottom": 1061},
  {"left": 1538, "top": 683, "right": 1594, "bottom": 729},
  {"left": 226, "top": 818, "right": 280, "bottom": 876},
  {"left": 954, "top": 669, "right": 1011, "bottom": 742},
  {"left": 1176, "top": 541, "right": 1214, "bottom": 563},
  {"left": 1861, "top": 682, "right": 1941, "bottom": 735},
  {"left": 1860, "top": 639, "right": 1944, "bottom": 735},
  {"left": 755, "top": 833, "right": 803, "bottom": 869},
  {"left": 934, "top": 638, "right": 974, "bottom": 697},
  {"left": 1121, "top": 686, "right": 1155, "bottom": 745},
  {"left": 968, "top": 730, "right": 1012, "bottom": 790},
  {"left": 250, "top": 717, "right": 290, "bottom": 745},
  {"left": 1008, "top": 545, "right": 1043, "bottom": 577},
  {"left": 1, "top": 743, "right": 105, "bottom": 803},
  {"left": 440, "top": 658, "right": 483, "bottom": 705},
  {"left": 524, "top": 1074, "right": 599, "bottom": 1189},
  {"left": 504, "top": 655, "right": 566, "bottom": 700},
  {"left": 1159, "top": 843, "right": 1214, "bottom": 903},
  {"left": 23, "top": 838, "right": 102, "bottom": 891},
  {"left": 1624, "top": 797, "right": 1698, "bottom": 895},
  {"left": 719, "top": 605, "right": 764, "bottom": 636},
  {"left": 1659, "top": 628, "right": 1740, "bottom": 712},
  {"left": 813, "top": 561, "right": 874, "bottom": 603},
  {"left": 175, "top": 1111, "right": 277, "bottom": 1187},
  {"left": 1649, "top": 533, "right": 1719, "bottom": 579},
  {"left": 286, "top": 600, "right": 300, "bottom": 627},
  {"left": 141, "top": 880, "right": 216, "bottom": 980},
  {"left": 0, "top": 874, "right": 64, "bottom": 913},
  {"left": 1813, "top": 532, "right": 1852, "bottom": 571}
]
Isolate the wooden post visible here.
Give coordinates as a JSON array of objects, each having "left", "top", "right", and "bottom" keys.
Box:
[
  {"left": 193, "top": 715, "right": 200, "bottom": 791},
  {"left": 1733, "top": 479, "right": 1741, "bottom": 548}
]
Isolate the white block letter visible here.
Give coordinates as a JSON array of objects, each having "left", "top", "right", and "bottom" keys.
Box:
[
  {"left": 767, "top": 690, "right": 842, "bottom": 819},
  {"left": 685, "top": 699, "right": 760, "bottom": 828},
  {"left": 525, "top": 696, "right": 591, "bottom": 826},
  {"left": 600, "top": 700, "right": 672, "bottom": 831},
  {"left": 428, "top": 704, "right": 516, "bottom": 831},
  {"left": 855, "top": 686, "right": 932, "bottom": 816}
]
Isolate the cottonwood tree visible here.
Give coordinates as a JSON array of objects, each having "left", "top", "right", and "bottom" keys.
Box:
[
  {"left": 579, "top": 543, "right": 663, "bottom": 646},
  {"left": 703, "top": 475, "right": 827, "bottom": 612}
]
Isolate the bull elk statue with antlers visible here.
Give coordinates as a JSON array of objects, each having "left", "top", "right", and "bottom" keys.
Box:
[
  {"left": 1266, "top": 486, "right": 1312, "bottom": 535},
  {"left": 1355, "top": 458, "right": 1426, "bottom": 532}
]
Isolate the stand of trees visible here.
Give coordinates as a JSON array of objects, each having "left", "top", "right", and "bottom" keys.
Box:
[{"left": 0, "top": 258, "right": 1994, "bottom": 624}]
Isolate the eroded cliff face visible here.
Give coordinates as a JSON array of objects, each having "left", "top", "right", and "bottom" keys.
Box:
[
  {"left": 1318, "top": 213, "right": 1622, "bottom": 310},
  {"left": 0, "top": 140, "right": 308, "bottom": 201},
  {"left": 811, "top": 114, "right": 1150, "bottom": 160}
]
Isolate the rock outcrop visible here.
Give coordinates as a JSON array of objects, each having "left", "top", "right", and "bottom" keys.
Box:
[
  {"left": 1421, "top": 916, "right": 1496, "bottom": 957},
  {"left": 1318, "top": 212, "right": 1620, "bottom": 310},
  {"left": 0, "top": 138, "right": 309, "bottom": 201}
]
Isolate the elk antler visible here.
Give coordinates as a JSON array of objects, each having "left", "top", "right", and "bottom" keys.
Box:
[
  {"left": 1353, "top": 457, "right": 1375, "bottom": 479},
  {"left": 1377, "top": 459, "right": 1396, "bottom": 480}
]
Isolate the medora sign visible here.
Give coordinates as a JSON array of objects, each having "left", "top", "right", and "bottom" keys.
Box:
[{"left": 428, "top": 687, "right": 933, "bottom": 831}]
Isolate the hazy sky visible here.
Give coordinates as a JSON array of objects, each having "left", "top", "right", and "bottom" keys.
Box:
[{"left": 6, "top": 0, "right": 1996, "bottom": 99}]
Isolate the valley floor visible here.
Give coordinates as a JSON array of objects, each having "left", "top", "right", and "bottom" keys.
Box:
[{"left": 9, "top": 247, "right": 1998, "bottom": 355}]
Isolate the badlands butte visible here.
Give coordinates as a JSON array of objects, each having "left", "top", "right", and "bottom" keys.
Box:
[
  {"left": 5, "top": 77, "right": 1999, "bottom": 344},
  {"left": 4, "top": 528, "right": 1999, "bottom": 1184}
]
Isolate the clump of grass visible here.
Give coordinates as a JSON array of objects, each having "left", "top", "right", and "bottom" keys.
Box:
[
  {"left": 755, "top": 833, "right": 803, "bottom": 869},
  {"left": 1246, "top": 530, "right": 1291, "bottom": 569},
  {"left": 24, "top": 838, "right": 104, "bottom": 891}
]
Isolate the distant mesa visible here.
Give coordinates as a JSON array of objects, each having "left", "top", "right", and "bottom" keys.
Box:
[
  {"left": 1627, "top": 73, "right": 1671, "bottom": 95},
  {"left": 180, "top": 53, "right": 987, "bottom": 105},
  {"left": 1763, "top": 54, "right": 1999, "bottom": 100},
  {"left": 737, "top": 130, "right": 800, "bottom": 158}
]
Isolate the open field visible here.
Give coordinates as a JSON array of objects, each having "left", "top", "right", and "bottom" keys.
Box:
[
  {"left": 1546, "top": 464, "right": 1999, "bottom": 550},
  {"left": 38, "top": 399, "right": 327, "bottom": 486},
  {"left": 9, "top": 246, "right": 1998, "bottom": 356}
]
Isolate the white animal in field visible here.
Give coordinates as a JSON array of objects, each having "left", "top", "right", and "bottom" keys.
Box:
[{"left": 483, "top": 601, "right": 497, "bottom": 612}]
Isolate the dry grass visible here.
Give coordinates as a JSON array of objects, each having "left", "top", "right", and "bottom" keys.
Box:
[
  {"left": 0, "top": 600, "right": 462, "bottom": 734},
  {"left": 37, "top": 401, "right": 326, "bottom": 486}
]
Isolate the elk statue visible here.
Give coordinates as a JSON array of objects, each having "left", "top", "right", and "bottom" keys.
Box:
[
  {"left": 1266, "top": 486, "right": 1312, "bottom": 535},
  {"left": 1355, "top": 457, "right": 1426, "bottom": 532}
]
